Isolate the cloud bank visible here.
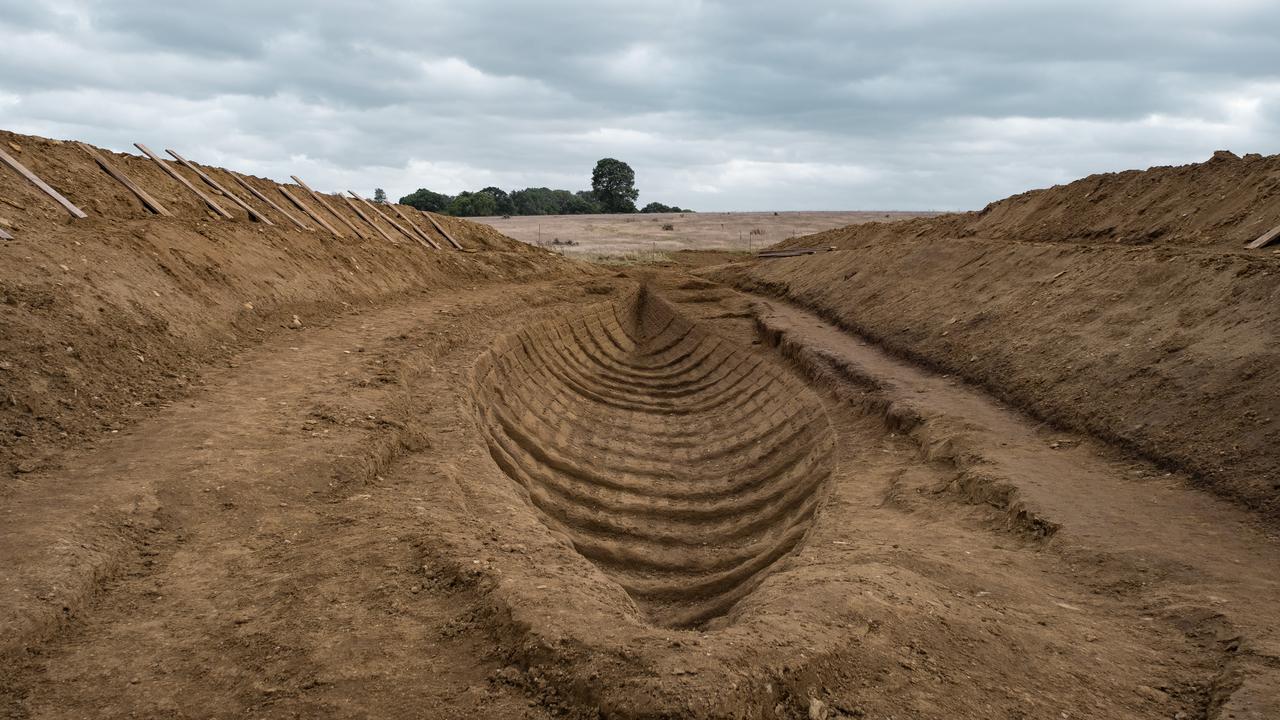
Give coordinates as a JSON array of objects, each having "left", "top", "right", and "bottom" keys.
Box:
[{"left": 1, "top": 0, "right": 1278, "bottom": 210}]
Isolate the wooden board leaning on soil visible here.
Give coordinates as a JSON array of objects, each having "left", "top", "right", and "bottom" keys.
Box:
[
  {"left": 135, "top": 143, "right": 233, "bottom": 219},
  {"left": 1246, "top": 224, "right": 1280, "bottom": 249},
  {"left": 350, "top": 191, "right": 423, "bottom": 247},
  {"left": 229, "top": 173, "right": 309, "bottom": 230},
  {"left": 422, "top": 210, "right": 465, "bottom": 250},
  {"left": 279, "top": 185, "right": 342, "bottom": 237},
  {"left": 757, "top": 248, "right": 822, "bottom": 258},
  {"left": 341, "top": 193, "right": 396, "bottom": 243},
  {"left": 165, "top": 149, "right": 273, "bottom": 225},
  {"left": 76, "top": 142, "right": 172, "bottom": 217},
  {"left": 389, "top": 203, "right": 441, "bottom": 249},
  {"left": 0, "top": 147, "right": 87, "bottom": 218},
  {"left": 291, "top": 175, "right": 366, "bottom": 239}
]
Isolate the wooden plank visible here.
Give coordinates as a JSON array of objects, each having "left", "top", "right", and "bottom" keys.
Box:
[
  {"left": 350, "top": 191, "right": 418, "bottom": 243},
  {"left": 341, "top": 193, "right": 395, "bottom": 242},
  {"left": 291, "top": 176, "right": 365, "bottom": 239},
  {"left": 389, "top": 203, "right": 440, "bottom": 249},
  {"left": 135, "top": 143, "right": 233, "bottom": 219},
  {"left": 76, "top": 142, "right": 172, "bottom": 217},
  {"left": 757, "top": 248, "right": 820, "bottom": 258},
  {"left": 229, "top": 173, "right": 309, "bottom": 230},
  {"left": 165, "top": 149, "right": 273, "bottom": 225},
  {"left": 279, "top": 185, "right": 342, "bottom": 238},
  {"left": 422, "top": 211, "right": 465, "bottom": 250},
  {"left": 1245, "top": 224, "right": 1280, "bottom": 249},
  {"left": 0, "top": 147, "right": 87, "bottom": 218}
]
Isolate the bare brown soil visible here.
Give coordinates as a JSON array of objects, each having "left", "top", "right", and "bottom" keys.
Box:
[
  {"left": 715, "top": 202, "right": 1280, "bottom": 524},
  {"left": 2, "top": 132, "right": 1279, "bottom": 718},
  {"left": 473, "top": 285, "right": 837, "bottom": 629}
]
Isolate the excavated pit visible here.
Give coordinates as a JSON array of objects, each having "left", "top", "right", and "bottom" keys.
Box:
[{"left": 472, "top": 285, "right": 836, "bottom": 628}]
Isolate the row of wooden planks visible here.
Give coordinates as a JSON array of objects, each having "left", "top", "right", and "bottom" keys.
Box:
[{"left": 0, "top": 142, "right": 467, "bottom": 251}]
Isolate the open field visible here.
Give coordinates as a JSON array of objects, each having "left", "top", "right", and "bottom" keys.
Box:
[
  {"left": 2, "top": 131, "right": 1279, "bottom": 719},
  {"left": 474, "top": 210, "right": 938, "bottom": 257}
]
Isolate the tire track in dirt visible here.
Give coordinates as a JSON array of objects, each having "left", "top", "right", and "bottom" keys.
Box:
[{"left": 472, "top": 285, "right": 836, "bottom": 628}]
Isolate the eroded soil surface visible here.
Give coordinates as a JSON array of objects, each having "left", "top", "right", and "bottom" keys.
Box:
[{"left": 4, "top": 266, "right": 1277, "bottom": 719}]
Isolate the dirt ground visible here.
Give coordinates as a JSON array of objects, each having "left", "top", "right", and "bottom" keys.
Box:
[
  {"left": 474, "top": 211, "right": 937, "bottom": 259},
  {"left": 3, "top": 132, "right": 1279, "bottom": 718}
]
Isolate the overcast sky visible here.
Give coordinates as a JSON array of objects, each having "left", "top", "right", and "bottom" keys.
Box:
[{"left": 2, "top": 1, "right": 1278, "bottom": 211}]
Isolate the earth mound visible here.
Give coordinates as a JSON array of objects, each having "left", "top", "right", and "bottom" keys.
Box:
[
  {"left": 777, "top": 149, "right": 1280, "bottom": 251},
  {"left": 718, "top": 151, "right": 1280, "bottom": 522},
  {"left": 0, "top": 129, "right": 573, "bottom": 482}
]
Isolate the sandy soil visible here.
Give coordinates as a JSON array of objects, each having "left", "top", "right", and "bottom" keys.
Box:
[
  {"left": 3, "top": 131, "right": 1279, "bottom": 718},
  {"left": 715, "top": 227, "right": 1280, "bottom": 526},
  {"left": 474, "top": 211, "right": 937, "bottom": 258}
]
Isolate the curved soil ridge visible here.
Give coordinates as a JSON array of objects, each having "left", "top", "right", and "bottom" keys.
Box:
[{"left": 471, "top": 284, "right": 836, "bottom": 628}]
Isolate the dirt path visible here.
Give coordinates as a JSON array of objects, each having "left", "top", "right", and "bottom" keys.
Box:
[{"left": 2, "top": 281, "right": 589, "bottom": 719}]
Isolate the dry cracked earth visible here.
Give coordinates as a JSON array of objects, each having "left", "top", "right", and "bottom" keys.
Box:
[{"left": 3, "top": 267, "right": 1278, "bottom": 719}]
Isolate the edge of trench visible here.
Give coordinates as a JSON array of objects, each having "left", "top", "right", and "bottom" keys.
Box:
[{"left": 744, "top": 292, "right": 1278, "bottom": 720}]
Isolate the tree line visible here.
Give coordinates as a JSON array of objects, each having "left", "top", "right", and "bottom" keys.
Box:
[{"left": 397, "top": 158, "right": 693, "bottom": 217}]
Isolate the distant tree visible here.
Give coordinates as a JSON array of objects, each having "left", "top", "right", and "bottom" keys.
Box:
[
  {"left": 591, "top": 158, "right": 639, "bottom": 213},
  {"left": 573, "top": 190, "right": 604, "bottom": 214},
  {"left": 400, "top": 188, "right": 453, "bottom": 213},
  {"left": 446, "top": 190, "right": 499, "bottom": 217},
  {"left": 641, "top": 201, "right": 692, "bottom": 213},
  {"left": 478, "top": 186, "right": 515, "bottom": 216},
  {"left": 373, "top": 188, "right": 388, "bottom": 204},
  {"left": 511, "top": 187, "right": 556, "bottom": 215}
]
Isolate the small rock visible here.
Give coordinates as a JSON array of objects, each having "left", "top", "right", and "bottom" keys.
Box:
[
  {"left": 7, "top": 142, "right": 20, "bottom": 153},
  {"left": 243, "top": 302, "right": 254, "bottom": 310},
  {"left": 808, "top": 698, "right": 830, "bottom": 720},
  {"left": 1136, "top": 685, "right": 1168, "bottom": 703},
  {"left": 494, "top": 665, "right": 521, "bottom": 684},
  {"left": 15, "top": 459, "right": 39, "bottom": 474},
  {"left": 290, "top": 314, "right": 303, "bottom": 328}
]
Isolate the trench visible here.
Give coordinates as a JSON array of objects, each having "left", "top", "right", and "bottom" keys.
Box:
[{"left": 471, "top": 285, "right": 837, "bottom": 628}]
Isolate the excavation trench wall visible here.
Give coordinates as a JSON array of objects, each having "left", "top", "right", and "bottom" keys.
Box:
[
  {"left": 712, "top": 237, "right": 1280, "bottom": 522},
  {"left": 0, "top": 130, "right": 581, "bottom": 480}
]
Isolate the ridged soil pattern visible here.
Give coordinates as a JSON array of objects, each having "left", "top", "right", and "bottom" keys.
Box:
[{"left": 471, "top": 286, "right": 836, "bottom": 628}]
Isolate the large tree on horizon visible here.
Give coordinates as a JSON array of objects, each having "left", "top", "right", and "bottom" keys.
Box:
[{"left": 591, "top": 158, "right": 639, "bottom": 213}]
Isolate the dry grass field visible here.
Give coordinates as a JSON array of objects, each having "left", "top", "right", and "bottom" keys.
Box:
[{"left": 474, "top": 210, "right": 938, "bottom": 258}]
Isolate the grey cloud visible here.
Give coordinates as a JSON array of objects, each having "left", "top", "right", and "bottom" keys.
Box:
[{"left": 1, "top": 0, "right": 1279, "bottom": 211}]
